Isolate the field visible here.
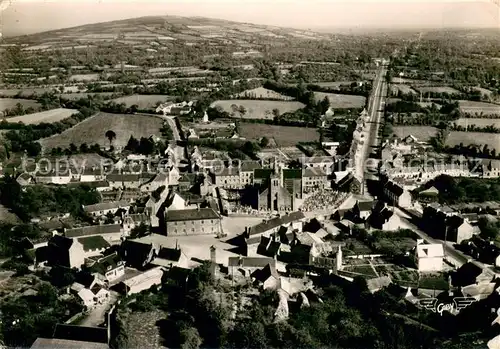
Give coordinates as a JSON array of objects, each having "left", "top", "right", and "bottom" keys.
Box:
[
  {"left": 472, "top": 87, "right": 493, "bottom": 97},
  {"left": 6, "top": 108, "right": 78, "bottom": 125},
  {"left": 447, "top": 132, "right": 500, "bottom": 151},
  {"left": 239, "top": 122, "right": 319, "bottom": 146},
  {"left": 110, "top": 94, "right": 174, "bottom": 109},
  {"left": 234, "top": 87, "right": 294, "bottom": 100},
  {"left": 0, "top": 88, "right": 59, "bottom": 97},
  {"left": 390, "top": 84, "right": 417, "bottom": 95},
  {"left": 393, "top": 126, "right": 437, "bottom": 142},
  {"left": 39, "top": 112, "right": 163, "bottom": 149},
  {"left": 59, "top": 92, "right": 116, "bottom": 100},
  {"left": 0, "top": 98, "right": 41, "bottom": 111},
  {"left": 458, "top": 100, "right": 500, "bottom": 115},
  {"left": 211, "top": 100, "right": 305, "bottom": 120},
  {"left": 313, "top": 92, "right": 366, "bottom": 109},
  {"left": 311, "top": 81, "right": 355, "bottom": 88},
  {"left": 414, "top": 86, "right": 461, "bottom": 94},
  {"left": 69, "top": 74, "right": 100, "bottom": 82},
  {"left": 454, "top": 118, "right": 500, "bottom": 128}
]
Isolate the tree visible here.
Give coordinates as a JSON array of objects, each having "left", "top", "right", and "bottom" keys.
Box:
[
  {"left": 180, "top": 327, "right": 202, "bottom": 349},
  {"left": 238, "top": 105, "right": 247, "bottom": 118},
  {"left": 79, "top": 143, "right": 89, "bottom": 153},
  {"left": 105, "top": 130, "right": 116, "bottom": 147},
  {"left": 25, "top": 142, "right": 42, "bottom": 157},
  {"left": 260, "top": 136, "right": 270, "bottom": 148},
  {"left": 125, "top": 135, "right": 140, "bottom": 153},
  {"left": 272, "top": 108, "right": 280, "bottom": 120}
]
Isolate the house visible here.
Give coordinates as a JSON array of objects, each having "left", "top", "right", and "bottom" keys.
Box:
[
  {"left": 89, "top": 252, "right": 126, "bottom": 284},
  {"left": 351, "top": 200, "right": 374, "bottom": 220},
  {"left": 121, "top": 239, "right": 157, "bottom": 269},
  {"left": 481, "top": 159, "right": 500, "bottom": 178},
  {"left": 228, "top": 256, "right": 277, "bottom": 278},
  {"left": 16, "top": 172, "right": 33, "bottom": 186},
  {"left": 366, "top": 275, "right": 392, "bottom": 293},
  {"left": 120, "top": 266, "right": 166, "bottom": 295},
  {"left": 77, "top": 236, "right": 110, "bottom": 257},
  {"left": 122, "top": 213, "right": 151, "bottom": 234},
  {"left": 83, "top": 200, "right": 130, "bottom": 217},
  {"left": 453, "top": 262, "right": 496, "bottom": 287},
  {"left": 240, "top": 160, "right": 261, "bottom": 187},
  {"left": 299, "top": 156, "right": 334, "bottom": 174},
  {"left": 253, "top": 263, "right": 281, "bottom": 290},
  {"left": 152, "top": 245, "right": 190, "bottom": 269},
  {"left": 64, "top": 224, "right": 123, "bottom": 241},
  {"left": 106, "top": 173, "right": 141, "bottom": 189},
  {"left": 70, "top": 282, "right": 110, "bottom": 309},
  {"left": 415, "top": 240, "right": 444, "bottom": 272},
  {"left": 51, "top": 324, "right": 109, "bottom": 346},
  {"left": 79, "top": 167, "right": 106, "bottom": 182},
  {"left": 383, "top": 179, "right": 412, "bottom": 208},
  {"left": 165, "top": 191, "right": 187, "bottom": 211},
  {"left": 47, "top": 235, "right": 85, "bottom": 269},
  {"left": 178, "top": 173, "right": 198, "bottom": 192},
  {"left": 215, "top": 167, "right": 241, "bottom": 189},
  {"left": 145, "top": 185, "right": 170, "bottom": 227},
  {"left": 34, "top": 169, "right": 72, "bottom": 185},
  {"left": 302, "top": 168, "right": 329, "bottom": 192},
  {"left": 367, "top": 202, "right": 403, "bottom": 231},
  {"left": 140, "top": 172, "right": 169, "bottom": 193},
  {"left": 165, "top": 208, "right": 221, "bottom": 236},
  {"left": 30, "top": 337, "right": 109, "bottom": 349},
  {"left": 422, "top": 204, "right": 476, "bottom": 243},
  {"left": 245, "top": 211, "right": 305, "bottom": 243}
]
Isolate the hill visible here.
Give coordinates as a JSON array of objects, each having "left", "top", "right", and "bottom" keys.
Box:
[{"left": 4, "top": 15, "right": 331, "bottom": 49}]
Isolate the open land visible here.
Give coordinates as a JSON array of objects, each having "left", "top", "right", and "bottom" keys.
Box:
[
  {"left": 313, "top": 92, "right": 366, "bottom": 109},
  {"left": 110, "top": 94, "right": 175, "bottom": 109},
  {"left": 239, "top": 122, "right": 319, "bottom": 146},
  {"left": 0, "top": 98, "right": 41, "bottom": 111},
  {"left": 414, "top": 86, "right": 461, "bottom": 94},
  {"left": 454, "top": 118, "right": 500, "bottom": 128},
  {"left": 393, "top": 125, "right": 500, "bottom": 151},
  {"left": 390, "top": 84, "right": 417, "bottom": 95},
  {"left": 211, "top": 100, "right": 305, "bottom": 120},
  {"left": 6, "top": 108, "right": 78, "bottom": 125},
  {"left": 59, "top": 92, "right": 116, "bottom": 100},
  {"left": 69, "top": 74, "right": 100, "bottom": 82},
  {"left": 39, "top": 112, "right": 163, "bottom": 149},
  {"left": 458, "top": 100, "right": 500, "bottom": 115},
  {"left": 312, "top": 81, "right": 355, "bottom": 88},
  {"left": 234, "top": 87, "right": 294, "bottom": 100}
]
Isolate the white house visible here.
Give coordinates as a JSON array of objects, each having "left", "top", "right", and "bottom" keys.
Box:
[
  {"left": 120, "top": 266, "right": 166, "bottom": 295},
  {"left": 83, "top": 200, "right": 130, "bottom": 217},
  {"left": 415, "top": 240, "right": 444, "bottom": 273}
]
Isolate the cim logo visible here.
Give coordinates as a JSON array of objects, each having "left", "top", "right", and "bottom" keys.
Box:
[{"left": 418, "top": 297, "right": 477, "bottom": 316}]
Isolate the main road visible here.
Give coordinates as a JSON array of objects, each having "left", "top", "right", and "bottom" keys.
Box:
[{"left": 354, "top": 61, "right": 388, "bottom": 196}]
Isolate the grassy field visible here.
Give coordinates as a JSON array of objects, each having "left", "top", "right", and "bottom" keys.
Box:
[
  {"left": 414, "top": 86, "right": 461, "bottom": 94},
  {"left": 393, "top": 126, "right": 437, "bottom": 142},
  {"left": 59, "top": 92, "right": 116, "bottom": 100},
  {"left": 0, "top": 88, "right": 59, "bottom": 97},
  {"left": 239, "top": 122, "right": 319, "bottom": 146},
  {"left": 0, "top": 98, "right": 41, "bottom": 111},
  {"left": 391, "top": 77, "right": 430, "bottom": 85},
  {"left": 234, "top": 87, "right": 294, "bottom": 100},
  {"left": 390, "top": 84, "right": 417, "bottom": 95},
  {"left": 393, "top": 125, "right": 500, "bottom": 150},
  {"left": 458, "top": 100, "right": 500, "bottom": 115},
  {"left": 454, "top": 118, "right": 500, "bottom": 128},
  {"left": 39, "top": 112, "right": 163, "bottom": 149},
  {"left": 311, "top": 81, "right": 355, "bottom": 88},
  {"left": 313, "top": 92, "right": 366, "bottom": 109},
  {"left": 6, "top": 108, "right": 78, "bottom": 125},
  {"left": 472, "top": 87, "right": 493, "bottom": 97},
  {"left": 211, "top": 100, "right": 305, "bottom": 120},
  {"left": 69, "top": 74, "right": 100, "bottom": 82},
  {"left": 110, "top": 94, "right": 174, "bottom": 109},
  {"left": 447, "top": 132, "right": 500, "bottom": 151}
]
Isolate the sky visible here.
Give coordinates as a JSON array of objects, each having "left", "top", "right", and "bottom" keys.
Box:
[{"left": 0, "top": 0, "right": 498, "bottom": 37}]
